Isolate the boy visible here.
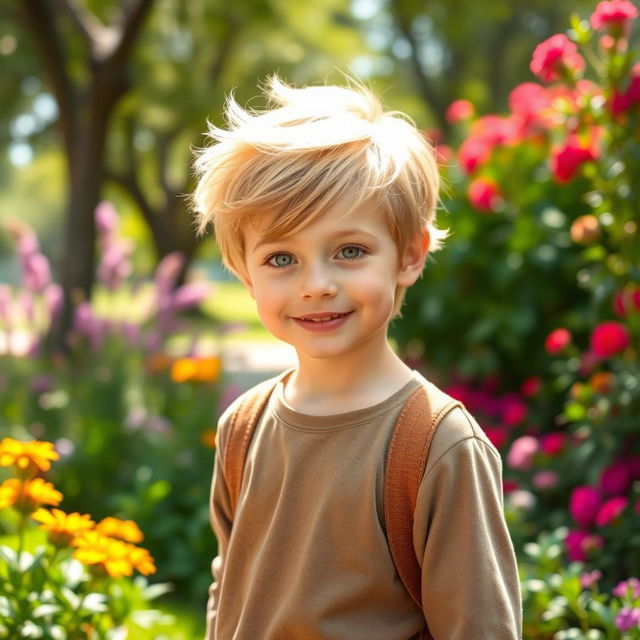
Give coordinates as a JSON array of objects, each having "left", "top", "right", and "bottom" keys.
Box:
[{"left": 192, "top": 76, "right": 522, "bottom": 639}]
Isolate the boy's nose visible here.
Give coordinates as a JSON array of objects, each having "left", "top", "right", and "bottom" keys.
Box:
[{"left": 299, "top": 264, "right": 338, "bottom": 299}]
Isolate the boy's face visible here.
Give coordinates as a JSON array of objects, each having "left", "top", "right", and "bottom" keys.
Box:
[{"left": 240, "top": 197, "right": 426, "bottom": 363}]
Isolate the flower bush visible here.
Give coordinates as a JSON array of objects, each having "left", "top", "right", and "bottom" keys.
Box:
[
  {"left": 0, "top": 437, "right": 171, "bottom": 638},
  {"left": 0, "top": 202, "right": 225, "bottom": 601},
  {"left": 396, "top": 0, "right": 640, "bottom": 634}
]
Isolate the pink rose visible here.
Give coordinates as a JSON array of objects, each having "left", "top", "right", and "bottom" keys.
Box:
[
  {"left": 468, "top": 177, "right": 501, "bottom": 212},
  {"left": 590, "top": 321, "right": 630, "bottom": 357},
  {"left": 507, "top": 435, "right": 539, "bottom": 471},
  {"left": 599, "top": 463, "right": 631, "bottom": 496},
  {"left": 590, "top": 0, "right": 638, "bottom": 33},
  {"left": 566, "top": 529, "right": 605, "bottom": 562},
  {"left": 580, "top": 569, "right": 602, "bottom": 589},
  {"left": 615, "top": 607, "right": 640, "bottom": 632},
  {"left": 545, "top": 328, "right": 572, "bottom": 354},
  {"left": 530, "top": 34, "right": 586, "bottom": 83},
  {"left": 458, "top": 137, "right": 492, "bottom": 173},
  {"left": 596, "top": 496, "right": 628, "bottom": 527},
  {"left": 613, "top": 578, "right": 640, "bottom": 599},
  {"left": 533, "top": 470, "right": 559, "bottom": 490},
  {"left": 446, "top": 99, "right": 474, "bottom": 124},
  {"left": 570, "top": 485, "right": 602, "bottom": 527}
]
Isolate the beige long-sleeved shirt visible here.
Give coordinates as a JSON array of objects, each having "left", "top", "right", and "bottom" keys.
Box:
[{"left": 206, "top": 370, "right": 522, "bottom": 639}]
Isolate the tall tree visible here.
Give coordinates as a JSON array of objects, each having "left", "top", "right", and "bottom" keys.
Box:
[{"left": 19, "top": 0, "right": 156, "bottom": 341}]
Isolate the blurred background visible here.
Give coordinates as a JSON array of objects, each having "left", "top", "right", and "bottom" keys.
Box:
[{"left": 1, "top": 0, "right": 639, "bottom": 638}]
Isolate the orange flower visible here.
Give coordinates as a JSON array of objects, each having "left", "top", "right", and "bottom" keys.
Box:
[
  {"left": 32, "top": 508, "right": 95, "bottom": 547},
  {"left": 0, "top": 477, "right": 63, "bottom": 513},
  {"left": 171, "top": 358, "right": 199, "bottom": 383},
  {"left": 201, "top": 429, "right": 217, "bottom": 449},
  {"left": 0, "top": 438, "right": 59, "bottom": 476},
  {"left": 589, "top": 371, "right": 615, "bottom": 395},
  {"left": 145, "top": 353, "right": 173, "bottom": 375},
  {"left": 95, "top": 516, "right": 144, "bottom": 543},
  {"left": 171, "top": 356, "right": 221, "bottom": 383},
  {"left": 128, "top": 545, "right": 156, "bottom": 575}
]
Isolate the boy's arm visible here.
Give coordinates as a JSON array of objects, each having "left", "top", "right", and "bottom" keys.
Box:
[
  {"left": 414, "top": 408, "right": 522, "bottom": 639},
  {"left": 205, "top": 425, "right": 234, "bottom": 639}
]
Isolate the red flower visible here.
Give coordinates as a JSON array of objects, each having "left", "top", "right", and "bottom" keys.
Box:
[
  {"left": 613, "top": 285, "right": 640, "bottom": 316},
  {"left": 520, "top": 376, "right": 541, "bottom": 397},
  {"left": 468, "top": 177, "right": 501, "bottom": 212},
  {"left": 545, "top": 328, "right": 572, "bottom": 354},
  {"left": 501, "top": 397, "right": 527, "bottom": 426},
  {"left": 595, "top": 496, "right": 628, "bottom": 527},
  {"left": 569, "top": 485, "right": 602, "bottom": 527},
  {"left": 590, "top": 321, "right": 630, "bottom": 357},
  {"left": 530, "top": 34, "right": 586, "bottom": 83},
  {"left": 551, "top": 135, "right": 598, "bottom": 182},
  {"left": 446, "top": 99, "right": 474, "bottom": 124},
  {"left": 484, "top": 426, "right": 509, "bottom": 450},
  {"left": 590, "top": 0, "right": 638, "bottom": 34}
]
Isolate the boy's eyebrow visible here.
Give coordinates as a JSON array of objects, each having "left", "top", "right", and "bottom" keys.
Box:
[{"left": 254, "top": 228, "right": 378, "bottom": 251}]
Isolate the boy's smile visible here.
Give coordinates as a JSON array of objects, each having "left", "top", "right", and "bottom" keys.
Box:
[{"left": 241, "top": 196, "right": 425, "bottom": 365}]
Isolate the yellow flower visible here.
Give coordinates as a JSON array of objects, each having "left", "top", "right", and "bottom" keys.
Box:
[
  {"left": 0, "top": 438, "right": 59, "bottom": 476},
  {"left": 72, "top": 530, "right": 156, "bottom": 578},
  {"left": 32, "top": 508, "right": 95, "bottom": 547},
  {"left": 95, "top": 516, "right": 144, "bottom": 543},
  {"left": 0, "top": 477, "right": 63, "bottom": 513},
  {"left": 194, "top": 357, "right": 221, "bottom": 383}
]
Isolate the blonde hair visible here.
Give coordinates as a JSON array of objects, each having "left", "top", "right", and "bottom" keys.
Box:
[{"left": 191, "top": 75, "right": 447, "bottom": 315}]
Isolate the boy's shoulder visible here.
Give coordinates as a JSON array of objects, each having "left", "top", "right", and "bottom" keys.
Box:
[
  {"left": 412, "top": 373, "right": 501, "bottom": 471},
  {"left": 216, "top": 370, "right": 290, "bottom": 451}
]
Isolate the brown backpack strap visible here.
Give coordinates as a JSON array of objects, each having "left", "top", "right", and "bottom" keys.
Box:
[
  {"left": 223, "top": 375, "right": 283, "bottom": 515},
  {"left": 384, "top": 381, "right": 462, "bottom": 640}
]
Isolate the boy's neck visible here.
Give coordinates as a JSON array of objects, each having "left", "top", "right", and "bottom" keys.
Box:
[{"left": 284, "top": 337, "right": 415, "bottom": 415}]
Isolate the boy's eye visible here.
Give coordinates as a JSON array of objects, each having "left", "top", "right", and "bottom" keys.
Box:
[
  {"left": 337, "top": 245, "right": 365, "bottom": 260},
  {"left": 267, "top": 253, "right": 295, "bottom": 268}
]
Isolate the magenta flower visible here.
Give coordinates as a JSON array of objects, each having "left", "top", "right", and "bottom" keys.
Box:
[
  {"left": 615, "top": 607, "right": 640, "bottom": 632},
  {"left": 599, "top": 463, "right": 631, "bottom": 496},
  {"left": 97, "top": 239, "right": 133, "bottom": 291},
  {"left": 483, "top": 426, "right": 509, "bottom": 450},
  {"left": 507, "top": 435, "right": 539, "bottom": 471},
  {"left": 467, "top": 177, "right": 501, "bottom": 212},
  {"left": 520, "top": 376, "right": 542, "bottom": 397},
  {"left": 614, "top": 578, "right": 640, "bottom": 599},
  {"left": 530, "top": 34, "right": 586, "bottom": 83},
  {"left": 169, "top": 281, "right": 212, "bottom": 312},
  {"left": 446, "top": 99, "right": 474, "bottom": 124},
  {"left": 595, "top": 496, "right": 628, "bottom": 527},
  {"left": 591, "top": 0, "right": 638, "bottom": 34},
  {"left": 590, "top": 321, "right": 630, "bottom": 357},
  {"left": 540, "top": 432, "right": 565, "bottom": 457},
  {"left": 566, "top": 529, "right": 604, "bottom": 562},
  {"left": 501, "top": 396, "right": 528, "bottom": 426},
  {"left": 569, "top": 485, "right": 602, "bottom": 527},
  {"left": 545, "top": 327, "right": 572, "bottom": 354}
]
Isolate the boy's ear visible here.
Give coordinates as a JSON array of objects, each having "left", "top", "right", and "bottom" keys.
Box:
[{"left": 397, "top": 230, "right": 429, "bottom": 287}]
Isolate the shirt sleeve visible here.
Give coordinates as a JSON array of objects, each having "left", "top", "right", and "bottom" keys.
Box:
[
  {"left": 413, "top": 409, "right": 522, "bottom": 639},
  {"left": 205, "top": 422, "right": 234, "bottom": 640}
]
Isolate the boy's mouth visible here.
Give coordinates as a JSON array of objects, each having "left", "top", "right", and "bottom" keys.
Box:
[{"left": 294, "top": 311, "right": 352, "bottom": 323}]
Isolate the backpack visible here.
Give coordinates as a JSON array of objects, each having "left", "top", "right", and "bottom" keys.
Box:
[{"left": 220, "top": 373, "right": 462, "bottom": 640}]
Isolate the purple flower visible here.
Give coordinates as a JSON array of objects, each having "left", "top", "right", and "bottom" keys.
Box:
[
  {"left": 615, "top": 607, "right": 640, "bottom": 632},
  {"left": 95, "top": 201, "right": 119, "bottom": 235},
  {"left": 580, "top": 570, "right": 602, "bottom": 589},
  {"left": 22, "top": 252, "right": 52, "bottom": 292},
  {"left": 0, "top": 285, "right": 12, "bottom": 323},
  {"left": 155, "top": 252, "right": 185, "bottom": 295},
  {"left": 73, "top": 301, "right": 104, "bottom": 351},
  {"left": 169, "top": 281, "right": 211, "bottom": 312},
  {"left": 97, "top": 239, "right": 133, "bottom": 290},
  {"left": 44, "top": 284, "right": 63, "bottom": 324}
]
